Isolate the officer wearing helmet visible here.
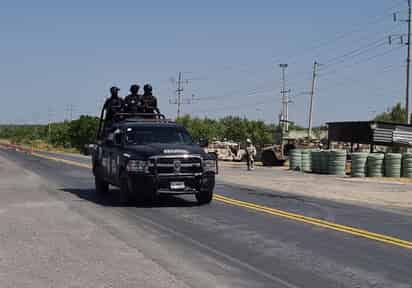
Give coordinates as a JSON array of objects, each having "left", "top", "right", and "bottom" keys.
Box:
[
  {"left": 124, "top": 84, "right": 141, "bottom": 114},
  {"left": 141, "top": 84, "right": 160, "bottom": 115},
  {"left": 245, "top": 138, "right": 257, "bottom": 170},
  {"left": 102, "top": 86, "right": 124, "bottom": 128}
]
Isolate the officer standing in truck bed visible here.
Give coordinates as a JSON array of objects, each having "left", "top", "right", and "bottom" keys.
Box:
[
  {"left": 102, "top": 86, "right": 124, "bottom": 129},
  {"left": 141, "top": 84, "right": 160, "bottom": 114},
  {"left": 124, "top": 84, "right": 141, "bottom": 114}
]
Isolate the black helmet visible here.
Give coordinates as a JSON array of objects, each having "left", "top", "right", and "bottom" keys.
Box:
[
  {"left": 110, "top": 86, "right": 120, "bottom": 94},
  {"left": 143, "top": 84, "right": 153, "bottom": 93},
  {"left": 130, "top": 84, "right": 140, "bottom": 93}
]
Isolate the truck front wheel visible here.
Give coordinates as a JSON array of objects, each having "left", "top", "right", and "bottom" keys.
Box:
[
  {"left": 196, "top": 176, "right": 215, "bottom": 205},
  {"left": 196, "top": 189, "right": 213, "bottom": 205},
  {"left": 95, "top": 176, "right": 109, "bottom": 196}
]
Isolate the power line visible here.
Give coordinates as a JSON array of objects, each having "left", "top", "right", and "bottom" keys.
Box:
[
  {"left": 172, "top": 3, "right": 404, "bottom": 97},
  {"left": 176, "top": 3, "right": 406, "bottom": 122},
  {"left": 321, "top": 39, "right": 387, "bottom": 69},
  {"left": 192, "top": 90, "right": 276, "bottom": 114},
  {"left": 318, "top": 45, "right": 403, "bottom": 78},
  {"left": 273, "top": 2, "right": 404, "bottom": 66}
]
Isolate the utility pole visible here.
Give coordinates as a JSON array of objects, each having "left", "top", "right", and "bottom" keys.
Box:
[
  {"left": 65, "top": 104, "right": 75, "bottom": 121},
  {"left": 407, "top": 0, "right": 411, "bottom": 124},
  {"left": 176, "top": 72, "right": 183, "bottom": 118},
  {"left": 47, "top": 108, "right": 54, "bottom": 144},
  {"left": 308, "top": 61, "right": 319, "bottom": 138},
  {"left": 279, "top": 64, "right": 291, "bottom": 132},
  {"left": 392, "top": 2, "right": 412, "bottom": 124},
  {"left": 170, "top": 72, "right": 194, "bottom": 119}
]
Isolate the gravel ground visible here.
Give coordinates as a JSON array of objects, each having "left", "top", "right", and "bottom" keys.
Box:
[{"left": 217, "top": 162, "right": 412, "bottom": 211}]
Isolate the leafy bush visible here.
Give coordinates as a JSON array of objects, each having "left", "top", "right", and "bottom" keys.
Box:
[
  {"left": 374, "top": 103, "right": 409, "bottom": 123},
  {"left": 176, "top": 115, "right": 277, "bottom": 147},
  {"left": 0, "top": 115, "right": 99, "bottom": 151}
]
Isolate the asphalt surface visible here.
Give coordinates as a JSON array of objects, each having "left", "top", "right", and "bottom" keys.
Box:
[{"left": 1, "top": 147, "right": 412, "bottom": 287}]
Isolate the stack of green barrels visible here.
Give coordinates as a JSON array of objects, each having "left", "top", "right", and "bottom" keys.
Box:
[
  {"left": 289, "top": 149, "right": 302, "bottom": 171},
  {"left": 311, "top": 151, "right": 321, "bottom": 173},
  {"left": 301, "top": 150, "right": 312, "bottom": 172},
  {"left": 384, "top": 153, "right": 402, "bottom": 177},
  {"left": 319, "top": 151, "right": 329, "bottom": 174},
  {"left": 366, "top": 153, "right": 384, "bottom": 177},
  {"left": 351, "top": 152, "right": 369, "bottom": 177},
  {"left": 328, "top": 150, "right": 347, "bottom": 176},
  {"left": 403, "top": 153, "right": 412, "bottom": 177}
]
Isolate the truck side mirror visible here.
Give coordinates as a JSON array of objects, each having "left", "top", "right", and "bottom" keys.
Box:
[
  {"left": 105, "top": 138, "right": 114, "bottom": 146},
  {"left": 105, "top": 132, "right": 115, "bottom": 146},
  {"left": 114, "top": 131, "right": 122, "bottom": 146},
  {"left": 199, "top": 138, "right": 209, "bottom": 148}
]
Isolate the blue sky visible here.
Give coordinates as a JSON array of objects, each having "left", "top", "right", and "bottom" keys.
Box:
[{"left": 0, "top": 0, "right": 408, "bottom": 126}]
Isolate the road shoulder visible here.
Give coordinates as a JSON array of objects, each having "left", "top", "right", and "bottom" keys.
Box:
[
  {"left": 217, "top": 163, "right": 412, "bottom": 213},
  {"left": 0, "top": 154, "right": 189, "bottom": 288}
]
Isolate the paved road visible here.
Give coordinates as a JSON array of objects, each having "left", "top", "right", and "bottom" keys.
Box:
[{"left": 1, "top": 147, "right": 412, "bottom": 287}]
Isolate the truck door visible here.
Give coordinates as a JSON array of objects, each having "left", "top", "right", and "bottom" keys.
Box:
[
  {"left": 101, "top": 131, "right": 118, "bottom": 182},
  {"left": 108, "top": 129, "right": 123, "bottom": 185}
]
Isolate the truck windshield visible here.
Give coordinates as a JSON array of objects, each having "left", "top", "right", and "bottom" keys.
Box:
[{"left": 125, "top": 126, "right": 193, "bottom": 145}]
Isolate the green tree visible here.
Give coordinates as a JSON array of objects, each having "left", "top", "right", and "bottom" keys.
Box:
[
  {"left": 374, "top": 103, "right": 408, "bottom": 123},
  {"left": 68, "top": 115, "right": 99, "bottom": 150},
  {"left": 49, "top": 122, "right": 71, "bottom": 147},
  {"left": 176, "top": 115, "right": 275, "bottom": 146}
]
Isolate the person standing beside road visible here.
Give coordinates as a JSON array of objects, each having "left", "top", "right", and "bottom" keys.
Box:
[
  {"left": 141, "top": 84, "right": 160, "bottom": 115},
  {"left": 124, "top": 84, "right": 141, "bottom": 115},
  {"left": 245, "top": 138, "right": 257, "bottom": 171}
]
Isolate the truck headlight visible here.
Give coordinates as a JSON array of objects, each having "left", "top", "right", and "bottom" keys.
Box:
[
  {"left": 203, "top": 159, "right": 217, "bottom": 173},
  {"left": 126, "top": 160, "right": 148, "bottom": 173}
]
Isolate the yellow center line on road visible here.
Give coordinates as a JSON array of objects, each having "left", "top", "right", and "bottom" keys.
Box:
[
  {"left": 214, "top": 195, "right": 412, "bottom": 250},
  {"left": 31, "top": 152, "right": 92, "bottom": 169},
  {"left": 28, "top": 150, "right": 412, "bottom": 250}
]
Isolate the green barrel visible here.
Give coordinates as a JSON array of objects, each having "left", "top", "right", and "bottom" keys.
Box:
[
  {"left": 328, "top": 150, "right": 347, "bottom": 176},
  {"left": 311, "top": 151, "right": 321, "bottom": 173},
  {"left": 301, "top": 150, "right": 312, "bottom": 172},
  {"left": 289, "top": 149, "right": 302, "bottom": 171},
  {"left": 384, "top": 153, "right": 402, "bottom": 177},
  {"left": 402, "top": 153, "right": 412, "bottom": 177},
  {"left": 319, "top": 151, "right": 330, "bottom": 174},
  {"left": 366, "top": 153, "right": 384, "bottom": 177},
  {"left": 351, "top": 152, "right": 369, "bottom": 177}
]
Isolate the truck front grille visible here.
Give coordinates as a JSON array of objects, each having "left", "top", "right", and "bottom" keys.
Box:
[{"left": 149, "top": 155, "right": 203, "bottom": 176}]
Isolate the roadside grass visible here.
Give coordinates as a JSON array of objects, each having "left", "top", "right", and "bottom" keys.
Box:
[{"left": 0, "top": 138, "right": 79, "bottom": 154}]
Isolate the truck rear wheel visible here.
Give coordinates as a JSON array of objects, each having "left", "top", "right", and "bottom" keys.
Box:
[
  {"left": 95, "top": 176, "right": 109, "bottom": 196},
  {"left": 119, "top": 172, "right": 130, "bottom": 205}
]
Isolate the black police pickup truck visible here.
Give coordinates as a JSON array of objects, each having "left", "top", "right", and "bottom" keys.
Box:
[{"left": 92, "top": 116, "right": 217, "bottom": 204}]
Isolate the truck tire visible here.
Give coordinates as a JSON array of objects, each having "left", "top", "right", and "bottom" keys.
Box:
[
  {"left": 196, "top": 189, "right": 213, "bottom": 205},
  {"left": 143, "top": 188, "right": 158, "bottom": 203},
  {"left": 95, "top": 176, "right": 109, "bottom": 196},
  {"left": 119, "top": 172, "right": 130, "bottom": 205},
  {"left": 196, "top": 175, "right": 215, "bottom": 205}
]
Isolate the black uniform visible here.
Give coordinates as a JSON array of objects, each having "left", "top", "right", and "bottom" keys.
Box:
[
  {"left": 103, "top": 96, "right": 124, "bottom": 125},
  {"left": 141, "top": 84, "right": 159, "bottom": 115},
  {"left": 124, "top": 84, "right": 141, "bottom": 115},
  {"left": 124, "top": 94, "right": 141, "bottom": 114},
  {"left": 141, "top": 95, "right": 158, "bottom": 114}
]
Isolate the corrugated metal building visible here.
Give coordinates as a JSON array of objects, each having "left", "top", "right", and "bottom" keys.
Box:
[{"left": 327, "top": 121, "right": 412, "bottom": 148}]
